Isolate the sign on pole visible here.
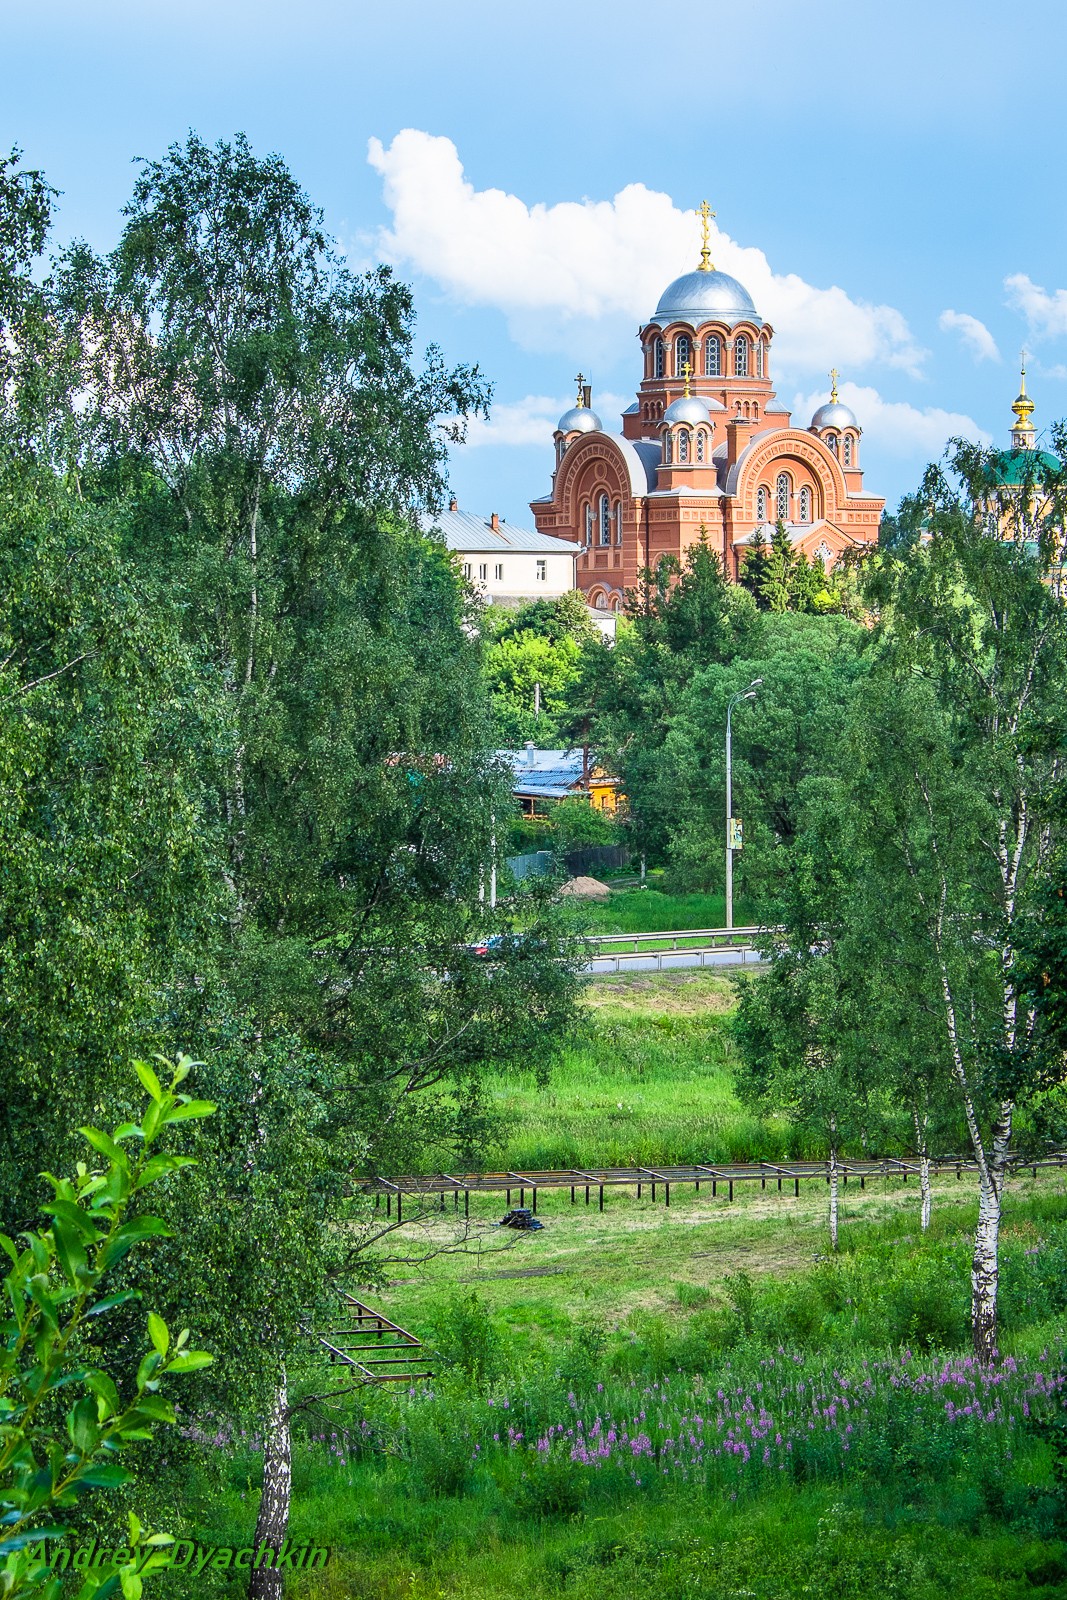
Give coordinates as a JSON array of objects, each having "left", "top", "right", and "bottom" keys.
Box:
[{"left": 728, "top": 816, "right": 744, "bottom": 851}]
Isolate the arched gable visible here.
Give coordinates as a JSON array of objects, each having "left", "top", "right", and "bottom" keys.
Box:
[
  {"left": 728, "top": 429, "right": 850, "bottom": 518},
  {"left": 555, "top": 434, "right": 654, "bottom": 521}
]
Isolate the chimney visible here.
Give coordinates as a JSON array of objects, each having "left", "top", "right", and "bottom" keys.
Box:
[
  {"left": 525, "top": 740, "right": 535, "bottom": 767},
  {"left": 449, "top": 496, "right": 458, "bottom": 512},
  {"left": 726, "top": 416, "right": 752, "bottom": 468},
  {"left": 490, "top": 512, "right": 500, "bottom": 531}
]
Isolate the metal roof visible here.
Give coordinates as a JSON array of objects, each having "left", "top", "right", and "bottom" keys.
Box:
[{"left": 420, "top": 509, "right": 578, "bottom": 555}]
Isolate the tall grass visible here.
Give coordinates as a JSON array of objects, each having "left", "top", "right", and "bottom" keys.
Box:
[{"left": 577, "top": 890, "right": 758, "bottom": 935}]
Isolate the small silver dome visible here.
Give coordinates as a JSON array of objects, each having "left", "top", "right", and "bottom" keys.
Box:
[
  {"left": 663, "top": 394, "right": 711, "bottom": 426},
  {"left": 811, "top": 400, "right": 859, "bottom": 431},
  {"left": 651, "top": 269, "right": 761, "bottom": 329},
  {"left": 556, "top": 405, "right": 602, "bottom": 435}
]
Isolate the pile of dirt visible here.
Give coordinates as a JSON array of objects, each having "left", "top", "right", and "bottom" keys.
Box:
[{"left": 560, "top": 875, "right": 611, "bottom": 900}]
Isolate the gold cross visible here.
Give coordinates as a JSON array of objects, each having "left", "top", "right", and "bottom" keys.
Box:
[
  {"left": 574, "top": 371, "right": 586, "bottom": 407},
  {"left": 697, "top": 200, "right": 716, "bottom": 272},
  {"left": 681, "top": 359, "right": 692, "bottom": 397},
  {"left": 829, "top": 367, "right": 839, "bottom": 402}
]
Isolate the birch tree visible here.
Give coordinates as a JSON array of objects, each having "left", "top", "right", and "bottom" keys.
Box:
[{"left": 855, "top": 445, "right": 1067, "bottom": 1361}]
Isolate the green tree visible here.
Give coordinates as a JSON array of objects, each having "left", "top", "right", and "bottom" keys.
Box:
[
  {"left": 57, "top": 132, "right": 583, "bottom": 1589},
  {"left": 1, "top": 1060, "right": 213, "bottom": 1600}
]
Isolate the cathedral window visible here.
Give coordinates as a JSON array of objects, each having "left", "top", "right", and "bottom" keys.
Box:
[
  {"left": 598, "top": 493, "right": 611, "bottom": 545},
  {"left": 799, "top": 486, "right": 812, "bottom": 523},
  {"left": 675, "top": 334, "right": 691, "bottom": 375},
  {"left": 704, "top": 335, "right": 721, "bottom": 376},
  {"left": 734, "top": 336, "right": 749, "bottom": 377},
  {"left": 678, "top": 430, "right": 690, "bottom": 463},
  {"left": 584, "top": 502, "right": 594, "bottom": 543},
  {"left": 654, "top": 338, "right": 666, "bottom": 378},
  {"left": 757, "top": 485, "right": 768, "bottom": 522},
  {"left": 826, "top": 433, "right": 838, "bottom": 454},
  {"left": 614, "top": 500, "right": 623, "bottom": 543},
  {"left": 776, "top": 472, "right": 790, "bottom": 522},
  {"left": 696, "top": 430, "right": 706, "bottom": 463},
  {"left": 664, "top": 431, "right": 672, "bottom": 463},
  {"left": 843, "top": 434, "right": 854, "bottom": 466},
  {"left": 756, "top": 340, "right": 765, "bottom": 378}
]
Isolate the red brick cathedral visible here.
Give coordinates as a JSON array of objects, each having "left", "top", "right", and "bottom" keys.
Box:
[{"left": 530, "top": 204, "right": 885, "bottom": 611}]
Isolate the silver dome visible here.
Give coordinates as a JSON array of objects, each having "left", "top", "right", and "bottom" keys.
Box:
[
  {"left": 663, "top": 394, "right": 711, "bottom": 426},
  {"left": 811, "top": 400, "right": 859, "bottom": 431},
  {"left": 556, "top": 405, "right": 602, "bottom": 435},
  {"left": 651, "top": 269, "right": 761, "bottom": 329}
]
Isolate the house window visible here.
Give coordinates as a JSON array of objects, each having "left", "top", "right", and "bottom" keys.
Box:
[
  {"left": 535, "top": 559, "right": 547, "bottom": 582},
  {"left": 798, "top": 487, "right": 812, "bottom": 523},
  {"left": 478, "top": 562, "right": 488, "bottom": 580},
  {"left": 734, "top": 335, "right": 749, "bottom": 377},
  {"left": 598, "top": 493, "right": 611, "bottom": 545},
  {"left": 614, "top": 500, "right": 623, "bottom": 543},
  {"left": 843, "top": 434, "right": 854, "bottom": 466},
  {"left": 653, "top": 337, "right": 666, "bottom": 378},
  {"left": 678, "top": 430, "right": 689, "bottom": 463},
  {"left": 704, "top": 335, "right": 721, "bottom": 376},
  {"left": 756, "top": 485, "right": 768, "bottom": 522},
  {"left": 463, "top": 562, "right": 472, "bottom": 579},
  {"left": 494, "top": 563, "right": 503, "bottom": 580},
  {"left": 675, "top": 334, "right": 691, "bottom": 376},
  {"left": 776, "top": 472, "right": 790, "bottom": 522}
]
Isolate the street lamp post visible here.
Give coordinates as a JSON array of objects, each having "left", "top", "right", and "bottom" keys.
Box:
[{"left": 725, "top": 679, "right": 762, "bottom": 930}]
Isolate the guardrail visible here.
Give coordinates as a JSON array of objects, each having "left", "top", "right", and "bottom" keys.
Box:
[
  {"left": 591, "top": 926, "right": 765, "bottom": 951},
  {"left": 585, "top": 925, "right": 770, "bottom": 973}
]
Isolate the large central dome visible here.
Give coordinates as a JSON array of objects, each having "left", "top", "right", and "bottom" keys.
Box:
[{"left": 651, "top": 268, "right": 761, "bottom": 329}]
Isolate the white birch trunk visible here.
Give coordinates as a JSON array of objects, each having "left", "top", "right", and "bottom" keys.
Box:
[
  {"left": 248, "top": 1373, "right": 291, "bottom": 1600},
  {"left": 912, "top": 1108, "right": 932, "bottom": 1232},
  {"left": 971, "top": 1101, "right": 1013, "bottom": 1366}
]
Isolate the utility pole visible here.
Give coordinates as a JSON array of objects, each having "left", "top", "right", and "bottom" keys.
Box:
[{"left": 725, "top": 679, "right": 761, "bottom": 929}]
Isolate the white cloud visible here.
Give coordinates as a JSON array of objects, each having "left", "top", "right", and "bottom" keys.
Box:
[
  {"left": 459, "top": 391, "right": 630, "bottom": 448},
  {"left": 792, "top": 382, "right": 990, "bottom": 458},
  {"left": 939, "top": 309, "right": 1000, "bottom": 363},
  {"left": 1005, "top": 273, "right": 1067, "bottom": 339},
  {"left": 367, "top": 130, "right": 925, "bottom": 379}
]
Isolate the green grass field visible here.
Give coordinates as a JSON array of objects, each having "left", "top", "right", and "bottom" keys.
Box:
[
  {"left": 482, "top": 971, "right": 790, "bottom": 1170},
  {"left": 575, "top": 888, "right": 758, "bottom": 935},
  {"left": 166, "top": 968, "right": 1067, "bottom": 1598}
]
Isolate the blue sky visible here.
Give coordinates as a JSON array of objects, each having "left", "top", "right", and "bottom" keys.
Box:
[{"left": 9, "top": 0, "right": 1067, "bottom": 525}]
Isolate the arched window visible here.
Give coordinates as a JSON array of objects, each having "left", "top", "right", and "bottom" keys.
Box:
[
  {"left": 734, "top": 336, "right": 749, "bottom": 377},
  {"left": 756, "top": 485, "right": 768, "bottom": 522},
  {"left": 654, "top": 338, "right": 666, "bottom": 378},
  {"left": 614, "top": 500, "right": 623, "bottom": 544},
  {"left": 664, "top": 431, "right": 672, "bottom": 464},
  {"left": 678, "top": 430, "right": 690, "bottom": 463},
  {"left": 826, "top": 433, "right": 838, "bottom": 455},
  {"left": 799, "top": 486, "right": 812, "bottom": 523},
  {"left": 696, "top": 430, "right": 706, "bottom": 463},
  {"left": 843, "top": 434, "right": 854, "bottom": 466},
  {"left": 756, "top": 340, "right": 765, "bottom": 378},
  {"left": 675, "top": 334, "right": 691, "bottom": 376},
  {"left": 598, "top": 493, "right": 611, "bottom": 546},
  {"left": 584, "top": 502, "right": 594, "bottom": 543},
  {"left": 704, "top": 335, "right": 721, "bottom": 376},
  {"left": 776, "top": 472, "right": 790, "bottom": 522}
]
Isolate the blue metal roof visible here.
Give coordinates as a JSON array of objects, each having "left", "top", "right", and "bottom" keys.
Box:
[{"left": 420, "top": 509, "right": 577, "bottom": 555}]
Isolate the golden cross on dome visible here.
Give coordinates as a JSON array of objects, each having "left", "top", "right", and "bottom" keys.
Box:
[
  {"left": 829, "top": 368, "right": 840, "bottom": 402},
  {"left": 697, "top": 200, "right": 715, "bottom": 272},
  {"left": 681, "top": 359, "right": 692, "bottom": 397},
  {"left": 574, "top": 371, "right": 586, "bottom": 407}
]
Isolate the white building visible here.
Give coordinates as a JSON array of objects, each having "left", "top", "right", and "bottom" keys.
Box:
[{"left": 421, "top": 502, "right": 577, "bottom": 604}]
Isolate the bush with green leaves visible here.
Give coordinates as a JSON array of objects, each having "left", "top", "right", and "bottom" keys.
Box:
[{"left": 0, "top": 1057, "right": 214, "bottom": 1600}]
